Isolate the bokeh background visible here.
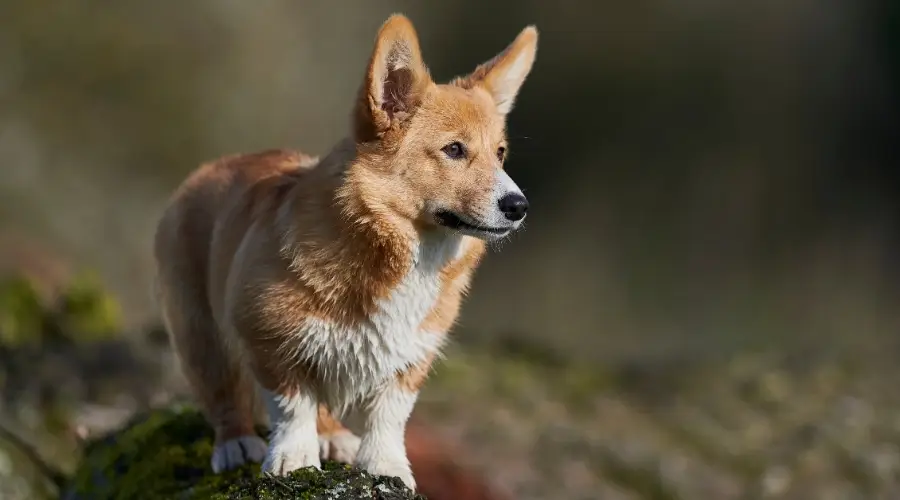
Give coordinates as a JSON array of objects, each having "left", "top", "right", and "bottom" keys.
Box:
[{"left": 1, "top": 1, "right": 899, "bottom": 499}]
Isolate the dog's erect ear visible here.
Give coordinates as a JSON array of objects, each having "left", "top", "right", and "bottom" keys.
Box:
[
  {"left": 453, "top": 26, "right": 538, "bottom": 116},
  {"left": 354, "top": 14, "right": 432, "bottom": 142}
]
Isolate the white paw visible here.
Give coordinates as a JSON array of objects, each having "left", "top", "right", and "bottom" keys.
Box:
[
  {"left": 211, "top": 435, "right": 268, "bottom": 473},
  {"left": 262, "top": 432, "right": 321, "bottom": 475},
  {"left": 319, "top": 430, "right": 361, "bottom": 464},
  {"left": 355, "top": 456, "right": 416, "bottom": 491}
]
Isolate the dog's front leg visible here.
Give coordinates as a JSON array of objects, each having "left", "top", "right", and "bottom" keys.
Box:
[
  {"left": 261, "top": 387, "right": 322, "bottom": 475},
  {"left": 353, "top": 382, "right": 418, "bottom": 490}
]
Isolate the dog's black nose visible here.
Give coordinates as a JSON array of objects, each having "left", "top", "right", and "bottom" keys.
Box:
[{"left": 498, "top": 193, "right": 529, "bottom": 221}]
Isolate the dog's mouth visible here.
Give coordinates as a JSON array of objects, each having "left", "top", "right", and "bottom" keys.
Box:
[{"left": 435, "top": 211, "right": 511, "bottom": 235}]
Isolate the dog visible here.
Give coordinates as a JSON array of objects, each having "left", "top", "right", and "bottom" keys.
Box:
[{"left": 153, "top": 13, "right": 537, "bottom": 490}]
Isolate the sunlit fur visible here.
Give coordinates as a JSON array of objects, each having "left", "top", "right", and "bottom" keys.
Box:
[{"left": 152, "top": 13, "right": 538, "bottom": 490}]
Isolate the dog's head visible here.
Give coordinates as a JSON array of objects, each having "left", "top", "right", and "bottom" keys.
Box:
[{"left": 348, "top": 14, "right": 538, "bottom": 242}]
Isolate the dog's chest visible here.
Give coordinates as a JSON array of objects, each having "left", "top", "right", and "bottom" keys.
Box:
[{"left": 296, "top": 235, "right": 463, "bottom": 402}]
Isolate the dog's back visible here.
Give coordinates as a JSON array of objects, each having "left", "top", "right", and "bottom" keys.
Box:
[{"left": 153, "top": 149, "right": 319, "bottom": 467}]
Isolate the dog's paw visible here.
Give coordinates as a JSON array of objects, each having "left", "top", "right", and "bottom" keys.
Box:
[
  {"left": 211, "top": 435, "right": 268, "bottom": 473},
  {"left": 319, "top": 430, "right": 361, "bottom": 464},
  {"left": 355, "top": 456, "right": 415, "bottom": 491},
  {"left": 262, "top": 432, "right": 321, "bottom": 475}
]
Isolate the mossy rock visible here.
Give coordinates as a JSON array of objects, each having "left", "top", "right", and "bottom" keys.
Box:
[
  {"left": 0, "top": 272, "right": 121, "bottom": 347},
  {"left": 63, "top": 406, "right": 426, "bottom": 500},
  {"left": 0, "top": 275, "right": 46, "bottom": 346},
  {"left": 53, "top": 272, "right": 123, "bottom": 342}
]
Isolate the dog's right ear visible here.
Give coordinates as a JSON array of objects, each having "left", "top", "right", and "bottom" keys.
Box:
[
  {"left": 353, "top": 14, "right": 432, "bottom": 142},
  {"left": 452, "top": 26, "right": 538, "bottom": 117}
]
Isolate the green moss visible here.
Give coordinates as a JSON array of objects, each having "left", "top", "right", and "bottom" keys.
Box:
[
  {"left": 65, "top": 406, "right": 426, "bottom": 500},
  {"left": 429, "top": 342, "right": 614, "bottom": 414},
  {"left": 558, "top": 365, "right": 616, "bottom": 412},
  {"left": 69, "top": 405, "right": 214, "bottom": 499},
  {"left": 207, "top": 462, "right": 422, "bottom": 500},
  {"left": 54, "top": 271, "right": 122, "bottom": 341},
  {"left": 0, "top": 272, "right": 122, "bottom": 347},
  {"left": 0, "top": 276, "right": 46, "bottom": 346}
]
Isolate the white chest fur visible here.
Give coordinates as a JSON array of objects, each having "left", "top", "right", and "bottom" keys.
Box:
[{"left": 293, "top": 232, "right": 464, "bottom": 410}]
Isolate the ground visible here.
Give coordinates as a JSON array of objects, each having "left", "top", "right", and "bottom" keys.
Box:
[
  {"left": 3, "top": 274, "right": 900, "bottom": 499},
  {"left": 62, "top": 405, "right": 425, "bottom": 500}
]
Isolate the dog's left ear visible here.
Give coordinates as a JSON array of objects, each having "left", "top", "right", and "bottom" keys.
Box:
[
  {"left": 454, "top": 26, "right": 538, "bottom": 116},
  {"left": 354, "top": 14, "right": 432, "bottom": 142}
]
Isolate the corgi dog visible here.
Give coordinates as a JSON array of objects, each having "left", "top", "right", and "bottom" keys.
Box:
[{"left": 153, "top": 13, "right": 537, "bottom": 490}]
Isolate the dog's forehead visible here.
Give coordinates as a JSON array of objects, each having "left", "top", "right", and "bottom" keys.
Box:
[{"left": 419, "top": 85, "right": 505, "bottom": 137}]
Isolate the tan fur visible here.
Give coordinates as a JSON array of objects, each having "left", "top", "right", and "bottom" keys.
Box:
[{"left": 153, "top": 13, "right": 537, "bottom": 486}]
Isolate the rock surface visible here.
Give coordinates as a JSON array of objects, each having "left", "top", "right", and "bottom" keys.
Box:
[{"left": 62, "top": 406, "right": 426, "bottom": 500}]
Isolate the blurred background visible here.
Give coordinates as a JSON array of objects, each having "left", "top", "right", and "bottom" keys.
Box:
[{"left": 1, "top": 1, "right": 899, "bottom": 499}]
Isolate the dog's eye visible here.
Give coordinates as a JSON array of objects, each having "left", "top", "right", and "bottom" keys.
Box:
[
  {"left": 441, "top": 142, "right": 466, "bottom": 160},
  {"left": 497, "top": 146, "right": 506, "bottom": 161}
]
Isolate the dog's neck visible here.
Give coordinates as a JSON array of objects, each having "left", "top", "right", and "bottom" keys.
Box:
[{"left": 275, "top": 139, "right": 462, "bottom": 304}]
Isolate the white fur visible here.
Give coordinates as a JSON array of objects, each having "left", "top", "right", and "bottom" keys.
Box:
[
  {"left": 261, "top": 232, "right": 460, "bottom": 486},
  {"left": 319, "top": 430, "right": 361, "bottom": 464},
  {"left": 485, "top": 167, "right": 526, "bottom": 229},
  {"left": 261, "top": 389, "right": 321, "bottom": 475},
  {"left": 353, "top": 386, "right": 419, "bottom": 490},
  {"left": 284, "top": 233, "right": 459, "bottom": 411},
  {"left": 495, "top": 166, "right": 523, "bottom": 197}
]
